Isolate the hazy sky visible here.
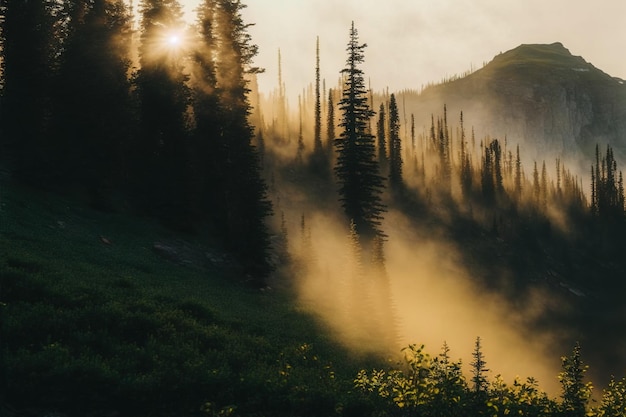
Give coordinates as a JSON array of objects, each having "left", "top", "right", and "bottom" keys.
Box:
[{"left": 181, "top": 0, "right": 626, "bottom": 100}]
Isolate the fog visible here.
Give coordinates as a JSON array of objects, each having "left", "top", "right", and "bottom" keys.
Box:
[
  {"left": 253, "top": 70, "right": 606, "bottom": 396},
  {"left": 277, "top": 199, "right": 567, "bottom": 395},
  {"left": 232, "top": 0, "right": 626, "bottom": 102},
  {"left": 173, "top": 0, "right": 625, "bottom": 395},
  {"left": 384, "top": 209, "right": 564, "bottom": 393}
]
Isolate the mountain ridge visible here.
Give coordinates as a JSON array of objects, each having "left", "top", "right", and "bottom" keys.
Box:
[{"left": 401, "top": 42, "right": 626, "bottom": 165}]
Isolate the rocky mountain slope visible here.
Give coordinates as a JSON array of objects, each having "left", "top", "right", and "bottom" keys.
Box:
[{"left": 401, "top": 42, "right": 626, "bottom": 164}]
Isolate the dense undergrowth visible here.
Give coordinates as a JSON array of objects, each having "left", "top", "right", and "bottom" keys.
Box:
[
  {"left": 3, "top": 178, "right": 626, "bottom": 417},
  {"left": 0, "top": 181, "right": 380, "bottom": 417}
]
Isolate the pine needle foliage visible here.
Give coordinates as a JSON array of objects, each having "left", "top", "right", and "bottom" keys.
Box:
[{"left": 334, "top": 22, "right": 386, "bottom": 240}]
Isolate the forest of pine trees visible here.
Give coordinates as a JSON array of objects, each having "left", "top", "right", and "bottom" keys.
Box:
[
  {"left": 251, "top": 21, "right": 626, "bottom": 410},
  {"left": 2, "top": 2, "right": 626, "bottom": 415},
  {"left": 2, "top": 2, "right": 623, "bottom": 287},
  {"left": 0, "top": 0, "right": 272, "bottom": 284}
]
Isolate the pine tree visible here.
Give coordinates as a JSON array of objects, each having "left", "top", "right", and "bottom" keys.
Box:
[
  {"left": 533, "top": 161, "right": 540, "bottom": 204},
  {"left": 190, "top": 0, "right": 272, "bottom": 281},
  {"left": 514, "top": 145, "right": 522, "bottom": 199},
  {"left": 134, "top": 0, "right": 190, "bottom": 224},
  {"left": 442, "top": 105, "right": 452, "bottom": 190},
  {"left": 52, "top": 0, "right": 133, "bottom": 206},
  {"left": 459, "top": 111, "right": 473, "bottom": 199},
  {"left": 591, "top": 144, "right": 623, "bottom": 219},
  {"left": 410, "top": 113, "right": 416, "bottom": 158},
  {"left": 388, "top": 93, "right": 403, "bottom": 190},
  {"left": 619, "top": 171, "right": 625, "bottom": 214},
  {"left": 376, "top": 102, "right": 388, "bottom": 170},
  {"left": 326, "top": 88, "right": 335, "bottom": 159},
  {"left": 559, "top": 342, "right": 592, "bottom": 417},
  {"left": 209, "top": 0, "right": 273, "bottom": 281},
  {"left": 595, "top": 144, "right": 602, "bottom": 214},
  {"left": 556, "top": 157, "right": 562, "bottom": 196},
  {"left": 492, "top": 139, "right": 503, "bottom": 192},
  {"left": 591, "top": 165, "right": 597, "bottom": 215},
  {"left": 276, "top": 48, "right": 287, "bottom": 138},
  {"left": 541, "top": 160, "right": 548, "bottom": 210},
  {"left": 0, "top": 1, "right": 5, "bottom": 90},
  {"left": 296, "top": 94, "right": 304, "bottom": 164},
  {"left": 313, "top": 36, "right": 322, "bottom": 154},
  {"left": 190, "top": 0, "right": 221, "bottom": 216},
  {"left": 334, "top": 22, "right": 386, "bottom": 240},
  {"left": 470, "top": 336, "right": 489, "bottom": 394},
  {"left": 1, "top": 0, "right": 59, "bottom": 183},
  {"left": 479, "top": 138, "right": 503, "bottom": 201},
  {"left": 481, "top": 140, "right": 495, "bottom": 203},
  {"left": 436, "top": 107, "right": 452, "bottom": 192},
  {"left": 431, "top": 341, "right": 467, "bottom": 416},
  {"left": 595, "top": 376, "right": 626, "bottom": 417},
  {"left": 308, "top": 36, "right": 329, "bottom": 176}
]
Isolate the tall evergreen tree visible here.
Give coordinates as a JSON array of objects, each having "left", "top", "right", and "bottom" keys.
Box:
[
  {"left": 459, "top": 111, "right": 472, "bottom": 198},
  {"left": 189, "top": 0, "right": 222, "bottom": 221},
  {"left": 210, "top": 0, "right": 273, "bottom": 281},
  {"left": 410, "top": 113, "right": 416, "bottom": 158},
  {"left": 296, "top": 94, "right": 304, "bottom": 164},
  {"left": 556, "top": 157, "right": 562, "bottom": 196},
  {"left": 308, "top": 36, "right": 329, "bottom": 176},
  {"left": 440, "top": 105, "right": 452, "bottom": 191},
  {"left": 514, "top": 145, "right": 522, "bottom": 199},
  {"left": 326, "top": 88, "right": 335, "bottom": 159},
  {"left": 334, "top": 22, "right": 386, "bottom": 240},
  {"left": 540, "top": 160, "right": 548, "bottom": 210},
  {"left": 388, "top": 93, "right": 403, "bottom": 189},
  {"left": 434, "top": 107, "right": 452, "bottom": 192},
  {"left": 376, "top": 102, "right": 388, "bottom": 170},
  {"left": 0, "top": 0, "right": 5, "bottom": 90},
  {"left": 595, "top": 144, "right": 601, "bottom": 210},
  {"left": 1, "top": 0, "right": 59, "bottom": 182},
  {"left": 592, "top": 144, "right": 624, "bottom": 219},
  {"left": 591, "top": 165, "right": 598, "bottom": 216},
  {"left": 467, "top": 336, "right": 491, "bottom": 416},
  {"left": 313, "top": 36, "right": 322, "bottom": 154},
  {"left": 52, "top": 0, "right": 133, "bottom": 206},
  {"left": 481, "top": 140, "right": 495, "bottom": 203},
  {"left": 134, "top": 0, "right": 190, "bottom": 224},
  {"left": 480, "top": 138, "right": 503, "bottom": 201},
  {"left": 533, "top": 161, "right": 540, "bottom": 204},
  {"left": 616, "top": 171, "right": 626, "bottom": 215},
  {"left": 492, "top": 139, "right": 503, "bottom": 192}
]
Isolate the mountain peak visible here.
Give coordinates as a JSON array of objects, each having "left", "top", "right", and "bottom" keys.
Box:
[
  {"left": 408, "top": 42, "right": 626, "bottom": 162},
  {"left": 488, "top": 42, "right": 589, "bottom": 72}
]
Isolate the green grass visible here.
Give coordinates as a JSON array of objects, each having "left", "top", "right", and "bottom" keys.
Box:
[{"left": 0, "top": 182, "right": 374, "bottom": 417}]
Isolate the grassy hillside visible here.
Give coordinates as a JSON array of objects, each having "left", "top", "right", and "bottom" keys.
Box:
[{"left": 0, "top": 180, "right": 378, "bottom": 417}]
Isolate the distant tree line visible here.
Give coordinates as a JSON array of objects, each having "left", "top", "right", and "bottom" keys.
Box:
[{"left": 0, "top": 0, "right": 272, "bottom": 283}]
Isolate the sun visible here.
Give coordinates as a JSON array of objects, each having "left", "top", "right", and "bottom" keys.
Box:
[
  {"left": 161, "top": 29, "right": 187, "bottom": 52},
  {"left": 141, "top": 25, "right": 189, "bottom": 63},
  {"left": 167, "top": 33, "right": 181, "bottom": 47}
]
